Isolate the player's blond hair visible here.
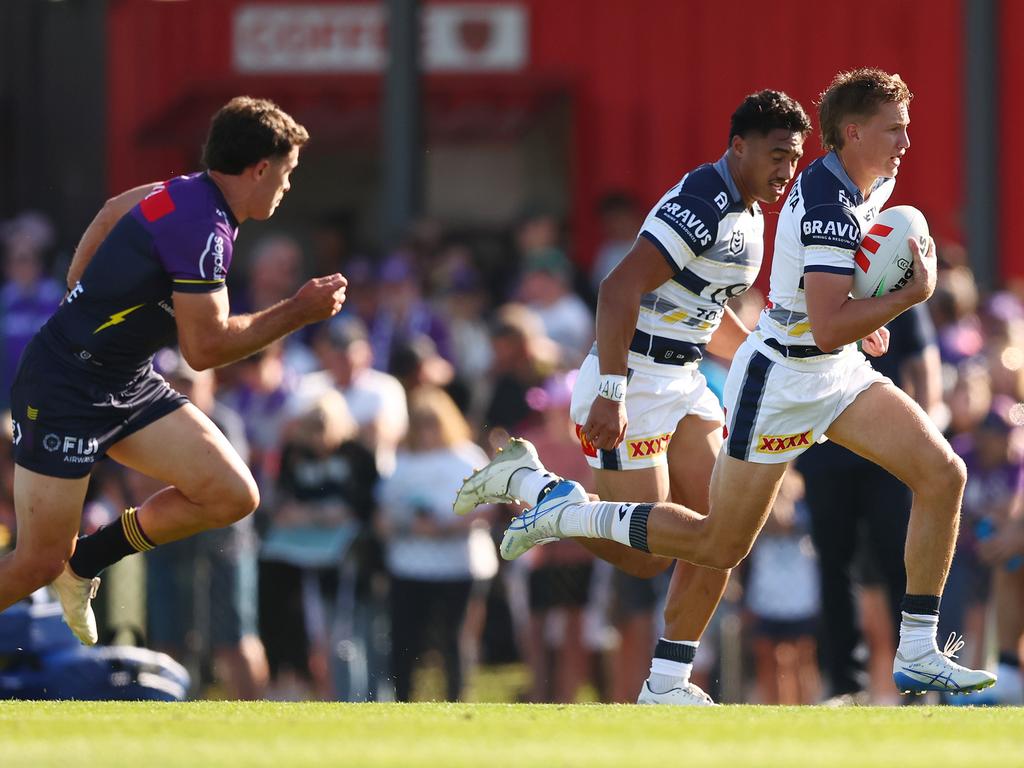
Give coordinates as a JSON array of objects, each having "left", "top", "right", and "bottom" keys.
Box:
[
  {"left": 817, "top": 69, "right": 913, "bottom": 151},
  {"left": 406, "top": 387, "right": 472, "bottom": 451}
]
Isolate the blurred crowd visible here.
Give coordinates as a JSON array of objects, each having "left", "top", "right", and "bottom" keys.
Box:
[{"left": 1, "top": 196, "right": 1023, "bottom": 705}]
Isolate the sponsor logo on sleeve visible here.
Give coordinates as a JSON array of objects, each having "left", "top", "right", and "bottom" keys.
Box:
[
  {"left": 656, "top": 200, "right": 714, "bottom": 249},
  {"left": 199, "top": 231, "right": 228, "bottom": 280},
  {"left": 756, "top": 429, "right": 813, "bottom": 454}
]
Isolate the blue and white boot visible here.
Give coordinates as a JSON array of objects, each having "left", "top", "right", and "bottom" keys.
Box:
[
  {"left": 500, "top": 479, "right": 588, "bottom": 561},
  {"left": 893, "top": 633, "right": 997, "bottom": 696}
]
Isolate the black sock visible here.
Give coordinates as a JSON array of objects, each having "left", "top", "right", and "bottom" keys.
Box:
[
  {"left": 900, "top": 593, "right": 941, "bottom": 616},
  {"left": 69, "top": 507, "right": 154, "bottom": 578}
]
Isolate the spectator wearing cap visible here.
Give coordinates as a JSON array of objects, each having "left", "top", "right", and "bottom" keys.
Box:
[
  {"left": 517, "top": 248, "right": 594, "bottom": 367},
  {"left": 299, "top": 317, "right": 408, "bottom": 477},
  {"left": 366, "top": 254, "right": 453, "bottom": 375},
  {"left": 432, "top": 251, "right": 493, "bottom": 385}
]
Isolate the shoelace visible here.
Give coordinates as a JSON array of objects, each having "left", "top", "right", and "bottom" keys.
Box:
[
  {"left": 941, "top": 631, "right": 965, "bottom": 661},
  {"left": 87, "top": 578, "right": 100, "bottom": 600}
]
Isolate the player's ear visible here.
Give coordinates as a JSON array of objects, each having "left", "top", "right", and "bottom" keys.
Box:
[
  {"left": 251, "top": 158, "right": 271, "bottom": 179},
  {"left": 730, "top": 133, "right": 745, "bottom": 158},
  {"left": 845, "top": 122, "right": 860, "bottom": 144}
]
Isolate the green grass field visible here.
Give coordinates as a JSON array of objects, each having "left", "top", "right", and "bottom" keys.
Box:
[{"left": 2, "top": 701, "right": 1023, "bottom": 768}]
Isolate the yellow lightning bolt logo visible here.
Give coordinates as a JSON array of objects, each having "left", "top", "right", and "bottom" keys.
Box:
[{"left": 93, "top": 303, "right": 145, "bottom": 334}]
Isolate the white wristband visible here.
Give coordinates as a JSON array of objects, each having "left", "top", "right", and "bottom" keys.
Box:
[{"left": 598, "top": 374, "right": 627, "bottom": 402}]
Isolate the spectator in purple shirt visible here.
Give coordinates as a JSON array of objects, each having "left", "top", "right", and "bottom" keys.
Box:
[{"left": 0, "top": 214, "right": 64, "bottom": 409}]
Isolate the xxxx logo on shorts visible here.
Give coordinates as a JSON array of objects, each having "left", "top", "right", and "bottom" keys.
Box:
[
  {"left": 756, "top": 430, "right": 812, "bottom": 454},
  {"left": 575, "top": 424, "right": 597, "bottom": 458},
  {"left": 628, "top": 432, "right": 672, "bottom": 460}
]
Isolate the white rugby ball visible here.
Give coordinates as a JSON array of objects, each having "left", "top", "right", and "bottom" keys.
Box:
[{"left": 851, "top": 205, "right": 929, "bottom": 299}]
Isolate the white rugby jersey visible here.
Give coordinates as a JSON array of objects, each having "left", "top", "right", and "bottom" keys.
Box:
[
  {"left": 634, "top": 153, "right": 764, "bottom": 359},
  {"left": 759, "top": 151, "right": 894, "bottom": 347}
]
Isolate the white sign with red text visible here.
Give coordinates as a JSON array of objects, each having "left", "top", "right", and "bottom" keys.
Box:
[{"left": 233, "top": 3, "right": 528, "bottom": 73}]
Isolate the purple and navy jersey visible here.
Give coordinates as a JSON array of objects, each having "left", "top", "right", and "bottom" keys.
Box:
[{"left": 40, "top": 173, "right": 238, "bottom": 382}]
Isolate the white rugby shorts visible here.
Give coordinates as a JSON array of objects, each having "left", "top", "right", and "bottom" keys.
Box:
[
  {"left": 570, "top": 353, "right": 722, "bottom": 470},
  {"left": 722, "top": 335, "right": 889, "bottom": 464}
]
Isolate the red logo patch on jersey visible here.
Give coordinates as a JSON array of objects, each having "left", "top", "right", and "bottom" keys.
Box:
[{"left": 139, "top": 187, "right": 175, "bottom": 222}]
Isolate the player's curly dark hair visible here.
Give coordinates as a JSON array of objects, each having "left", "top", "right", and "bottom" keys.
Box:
[
  {"left": 817, "top": 68, "right": 913, "bottom": 151},
  {"left": 201, "top": 96, "right": 309, "bottom": 174},
  {"left": 728, "top": 90, "right": 812, "bottom": 145}
]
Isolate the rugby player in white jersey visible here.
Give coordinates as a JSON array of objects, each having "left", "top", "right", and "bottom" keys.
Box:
[
  {"left": 462, "top": 69, "right": 996, "bottom": 697},
  {"left": 457, "top": 90, "right": 812, "bottom": 705}
]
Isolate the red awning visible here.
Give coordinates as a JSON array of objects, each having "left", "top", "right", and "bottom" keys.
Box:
[{"left": 134, "top": 74, "right": 571, "bottom": 149}]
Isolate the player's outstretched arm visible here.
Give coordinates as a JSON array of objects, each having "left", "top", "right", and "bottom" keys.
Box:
[
  {"left": 174, "top": 273, "right": 347, "bottom": 370},
  {"left": 804, "top": 236, "right": 936, "bottom": 352},
  {"left": 66, "top": 183, "right": 162, "bottom": 289}
]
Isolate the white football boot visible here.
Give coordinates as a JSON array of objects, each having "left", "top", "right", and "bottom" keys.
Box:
[
  {"left": 892, "top": 633, "right": 997, "bottom": 695},
  {"left": 50, "top": 564, "right": 101, "bottom": 645},
  {"left": 637, "top": 680, "right": 716, "bottom": 706},
  {"left": 500, "top": 479, "right": 588, "bottom": 560},
  {"left": 453, "top": 437, "right": 545, "bottom": 516}
]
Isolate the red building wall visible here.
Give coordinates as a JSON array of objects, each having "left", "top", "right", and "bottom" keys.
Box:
[
  {"left": 107, "top": 0, "right": 966, "bottom": 284},
  {"left": 1000, "top": 0, "right": 1024, "bottom": 285}
]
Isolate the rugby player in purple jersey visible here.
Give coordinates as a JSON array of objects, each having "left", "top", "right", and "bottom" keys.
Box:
[{"left": 1, "top": 97, "right": 347, "bottom": 644}]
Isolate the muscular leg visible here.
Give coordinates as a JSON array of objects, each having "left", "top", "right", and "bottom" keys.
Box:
[
  {"left": 105, "top": 403, "right": 259, "bottom": 544},
  {"left": 0, "top": 467, "right": 89, "bottom": 611},
  {"left": 593, "top": 462, "right": 669, "bottom": 701},
  {"left": 548, "top": 451, "right": 788, "bottom": 571},
  {"left": 575, "top": 464, "right": 673, "bottom": 578},
  {"left": 638, "top": 453, "right": 788, "bottom": 570},
  {"left": 662, "top": 415, "right": 730, "bottom": 642},
  {"left": 825, "top": 382, "right": 964, "bottom": 597},
  {"left": 823, "top": 382, "right": 999, "bottom": 694}
]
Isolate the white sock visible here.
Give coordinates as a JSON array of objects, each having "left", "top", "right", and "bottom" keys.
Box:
[
  {"left": 556, "top": 500, "right": 610, "bottom": 538},
  {"left": 897, "top": 612, "right": 939, "bottom": 659},
  {"left": 647, "top": 639, "right": 699, "bottom": 693},
  {"left": 508, "top": 468, "right": 561, "bottom": 506},
  {"left": 557, "top": 500, "right": 653, "bottom": 552}
]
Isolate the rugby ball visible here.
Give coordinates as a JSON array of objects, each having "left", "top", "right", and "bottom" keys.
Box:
[{"left": 851, "top": 206, "right": 929, "bottom": 299}]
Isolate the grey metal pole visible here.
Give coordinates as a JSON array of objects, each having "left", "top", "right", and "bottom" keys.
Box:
[
  {"left": 381, "top": 0, "right": 423, "bottom": 250},
  {"left": 965, "top": 0, "right": 997, "bottom": 290}
]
